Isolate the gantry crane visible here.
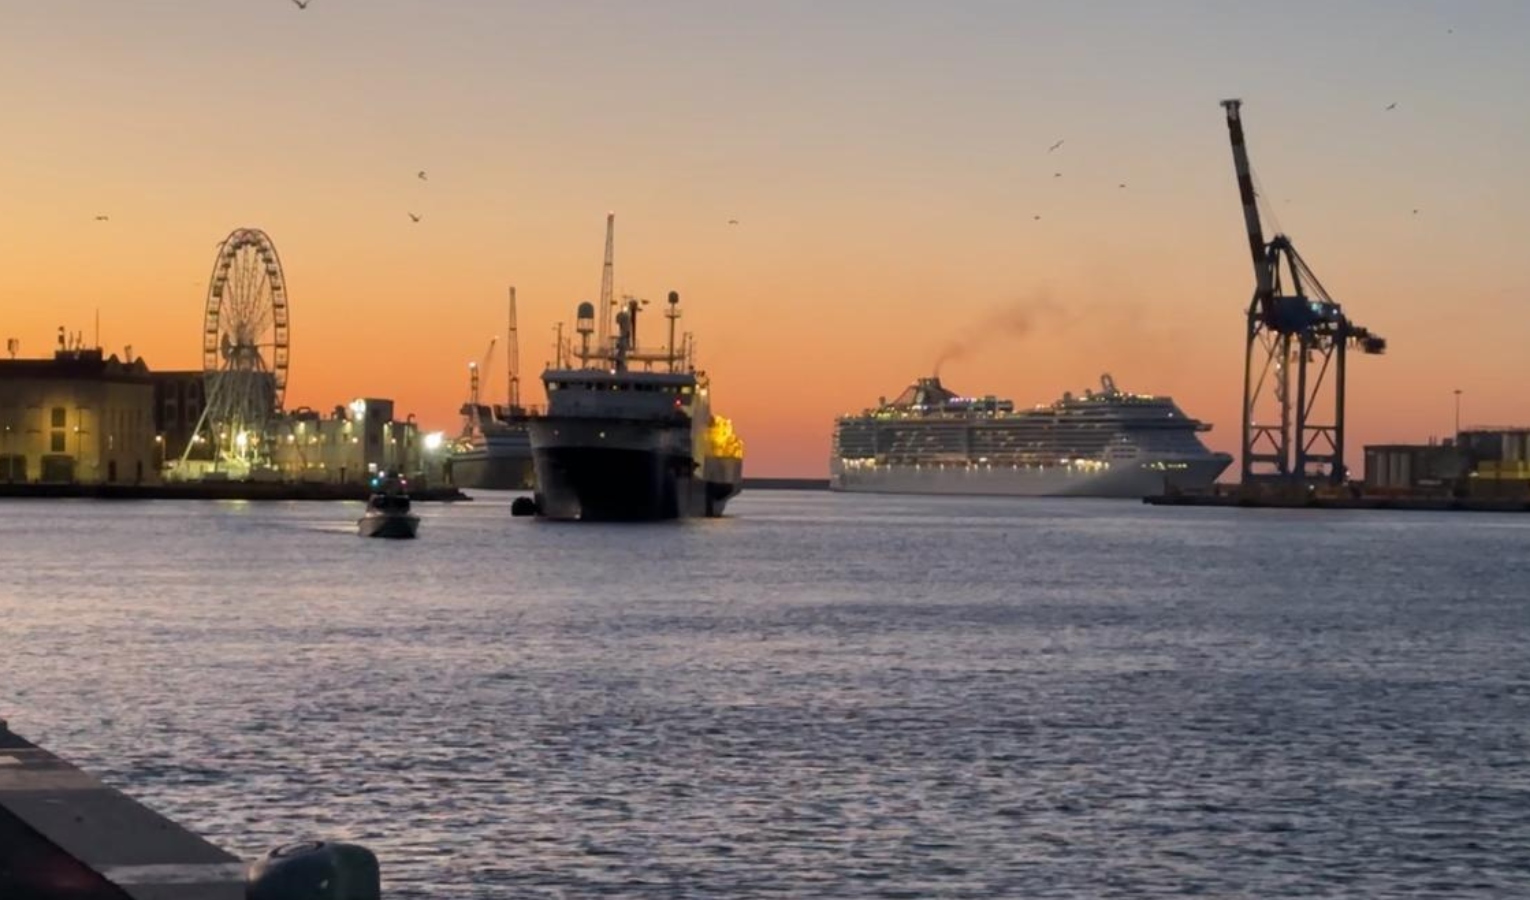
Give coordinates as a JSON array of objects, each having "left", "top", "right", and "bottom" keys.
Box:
[{"left": 1221, "top": 99, "right": 1386, "bottom": 486}]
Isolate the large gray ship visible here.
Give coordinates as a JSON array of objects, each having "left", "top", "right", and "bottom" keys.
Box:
[
  {"left": 530, "top": 292, "right": 744, "bottom": 520},
  {"left": 831, "top": 374, "right": 1231, "bottom": 498}
]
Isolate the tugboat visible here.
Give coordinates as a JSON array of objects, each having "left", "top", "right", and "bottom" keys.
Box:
[
  {"left": 357, "top": 472, "right": 421, "bottom": 539},
  {"left": 529, "top": 288, "right": 744, "bottom": 521}
]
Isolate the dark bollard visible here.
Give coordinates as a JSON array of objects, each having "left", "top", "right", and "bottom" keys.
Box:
[
  {"left": 246, "top": 840, "right": 380, "bottom": 900},
  {"left": 510, "top": 496, "right": 537, "bottom": 517}
]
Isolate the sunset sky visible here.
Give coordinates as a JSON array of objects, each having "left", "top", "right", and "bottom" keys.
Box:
[{"left": 3, "top": 0, "right": 1528, "bottom": 475}]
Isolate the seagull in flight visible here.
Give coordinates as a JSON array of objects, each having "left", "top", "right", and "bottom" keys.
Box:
[
  {"left": 94, "top": 215, "right": 109, "bottom": 222},
  {"left": 1053, "top": 172, "right": 1062, "bottom": 178},
  {"left": 291, "top": 0, "right": 310, "bottom": 8},
  {"left": 408, "top": 212, "right": 421, "bottom": 223},
  {"left": 417, "top": 170, "right": 427, "bottom": 181},
  {"left": 1048, "top": 140, "right": 1064, "bottom": 152},
  {"left": 1385, "top": 102, "right": 1398, "bottom": 111},
  {"left": 727, "top": 219, "right": 739, "bottom": 225}
]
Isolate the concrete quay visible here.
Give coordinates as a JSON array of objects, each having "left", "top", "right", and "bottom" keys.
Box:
[
  {"left": 0, "top": 717, "right": 245, "bottom": 899},
  {"left": 1144, "top": 490, "right": 1530, "bottom": 513},
  {"left": 0, "top": 482, "right": 468, "bottom": 502}
]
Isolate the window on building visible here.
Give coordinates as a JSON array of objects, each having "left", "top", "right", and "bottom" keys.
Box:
[
  {"left": 51, "top": 407, "right": 66, "bottom": 428},
  {"left": 50, "top": 432, "right": 66, "bottom": 453}
]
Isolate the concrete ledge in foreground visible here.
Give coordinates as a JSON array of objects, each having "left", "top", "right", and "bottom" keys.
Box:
[
  {"left": 0, "top": 481, "right": 469, "bottom": 502},
  {"left": 0, "top": 717, "right": 244, "bottom": 899}
]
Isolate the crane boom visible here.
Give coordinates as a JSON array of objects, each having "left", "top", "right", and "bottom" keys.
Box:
[
  {"left": 507, "top": 286, "right": 521, "bottom": 411},
  {"left": 478, "top": 336, "right": 497, "bottom": 404},
  {"left": 1220, "top": 99, "right": 1271, "bottom": 297}
]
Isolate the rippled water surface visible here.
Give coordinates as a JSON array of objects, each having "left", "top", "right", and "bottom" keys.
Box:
[{"left": 2, "top": 492, "right": 1529, "bottom": 897}]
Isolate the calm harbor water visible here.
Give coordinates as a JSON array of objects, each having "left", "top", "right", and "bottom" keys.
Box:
[{"left": 2, "top": 491, "right": 1528, "bottom": 898}]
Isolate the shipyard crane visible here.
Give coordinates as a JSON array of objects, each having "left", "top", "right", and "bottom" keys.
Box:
[
  {"left": 1221, "top": 99, "right": 1386, "bottom": 486},
  {"left": 468, "top": 336, "right": 497, "bottom": 407},
  {"left": 461, "top": 336, "right": 498, "bottom": 439},
  {"left": 506, "top": 287, "right": 521, "bottom": 413}
]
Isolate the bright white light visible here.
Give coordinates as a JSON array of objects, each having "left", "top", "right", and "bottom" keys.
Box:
[
  {"left": 350, "top": 399, "right": 366, "bottom": 420},
  {"left": 235, "top": 431, "right": 249, "bottom": 450},
  {"left": 423, "top": 431, "right": 444, "bottom": 451}
]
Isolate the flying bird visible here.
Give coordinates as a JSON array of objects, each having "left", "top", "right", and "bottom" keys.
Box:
[
  {"left": 291, "top": 0, "right": 309, "bottom": 8},
  {"left": 1033, "top": 215, "right": 1041, "bottom": 220},
  {"left": 1385, "top": 102, "right": 1398, "bottom": 111},
  {"left": 93, "top": 215, "right": 109, "bottom": 221},
  {"left": 727, "top": 219, "right": 739, "bottom": 225},
  {"left": 1118, "top": 183, "right": 1127, "bottom": 189},
  {"left": 1053, "top": 172, "right": 1062, "bottom": 178},
  {"left": 408, "top": 212, "right": 421, "bottom": 223},
  {"left": 1048, "top": 140, "right": 1064, "bottom": 152},
  {"left": 417, "top": 170, "right": 427, "bottom": 181},
  {"left": 1412, "top": 208, "right": 1419, "bottom": 215}
]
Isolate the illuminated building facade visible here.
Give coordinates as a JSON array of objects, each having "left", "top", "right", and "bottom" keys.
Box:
[
  {"left": 0, "top": 348, "right": 158, "bottom": 484},
  {"left": 269, "top": 398, "right": 427, "bottom": 483}
]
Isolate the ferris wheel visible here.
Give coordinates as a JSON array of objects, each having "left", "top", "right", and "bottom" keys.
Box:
[{"left": 200, "top": 228, "right": 290, "bottom": 465}]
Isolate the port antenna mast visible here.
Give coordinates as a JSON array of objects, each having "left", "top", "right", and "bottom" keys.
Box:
[
  {"left": 665, "top": 291, "right": 681, "bottom": 373},
  {"left": 507, "top": 286, "right": 521, "bottom": 411},
  {"left": 1221, "top": 98, "right": 1385, "bottom": 487}
]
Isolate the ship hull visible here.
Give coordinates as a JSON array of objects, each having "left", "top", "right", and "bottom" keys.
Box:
[
  {"left": 530, "top": 419, "right": 740, "bottom": 521},
  {"left": 830, "top": 455, "right": 1230, "bottom": 499}
]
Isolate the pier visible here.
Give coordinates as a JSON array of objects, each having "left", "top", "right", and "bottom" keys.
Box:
[
  {"left": 0, "top": 717, "right": 244, "bottom": 899},
  {"left": 1145, "top": 488, "right": 1530, "bottom": 514},
  {"left": 0, "top": 482, "right": 468, "bottom": 502}
]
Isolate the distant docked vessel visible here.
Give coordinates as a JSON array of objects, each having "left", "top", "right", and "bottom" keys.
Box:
[
  {"left": 449, "top": 403, "right": 534, "bottom": 491},
  {"left": 530, "top": 289, "right": 744, "bottom": 521},
  {"left": 447, "top": 288, "right": 536, "bottom": 491},
  {"left": 831, "top": 374, "right": 1232, "bottom": 498}
]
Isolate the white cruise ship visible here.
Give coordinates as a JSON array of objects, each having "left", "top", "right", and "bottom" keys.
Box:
[{"left": 831, "top": 374, "right": 1232, "bottom": 498}]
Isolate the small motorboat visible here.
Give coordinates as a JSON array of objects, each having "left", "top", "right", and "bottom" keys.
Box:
[{"left": 358, "top": 474, "right": 420, "bottom": 539}]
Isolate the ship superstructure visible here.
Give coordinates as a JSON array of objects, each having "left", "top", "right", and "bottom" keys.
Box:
[
  {"left": 529, "top": 217, "right": 743, "bottom": 520},
  {"left": 831, "top": 374, "right": 1231, "bottom": 497}
]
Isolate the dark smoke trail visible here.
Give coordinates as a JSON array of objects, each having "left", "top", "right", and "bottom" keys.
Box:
[{"left": 933, "top": 293, "right": 1064, "bottom": 377}]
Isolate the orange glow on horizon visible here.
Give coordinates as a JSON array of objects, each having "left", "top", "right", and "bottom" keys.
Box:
[{"left": 3, "top": 4, "right": 1528, "bottom": 476}]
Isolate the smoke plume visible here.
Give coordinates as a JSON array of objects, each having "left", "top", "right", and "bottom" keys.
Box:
[{"left": 933, "top": 292, "right": 1065, "bottom": 377}]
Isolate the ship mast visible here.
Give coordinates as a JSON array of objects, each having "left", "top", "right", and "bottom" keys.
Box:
[
  {"left": 665, "top": 291, "right": 681, "bottom": 373},
  {"left": 596, "top": 212, "right": 615, "bottom": 355}
]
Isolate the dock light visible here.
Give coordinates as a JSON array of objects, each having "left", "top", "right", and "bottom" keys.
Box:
[
  {"left": 423, "top": 431, "right": 444, "bottom": 451},
  {"left": 235, "top": 431, "right": 249, "bottom": 451},
  {"left": 350, "top": 399, "right": 366, "bottom": 420}
]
